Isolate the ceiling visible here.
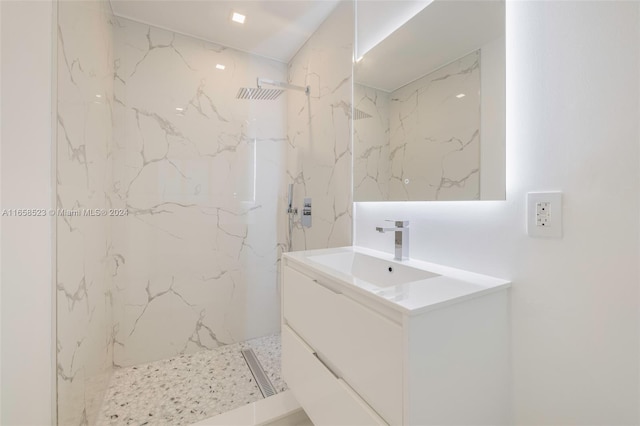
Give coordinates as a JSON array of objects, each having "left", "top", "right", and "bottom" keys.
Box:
[
  {"left": 355, "top": 0, "right": 504, "bottom": 92},
  {"left": 109, "top": 0, "right": 340, "bottom": 63},
  {"left": 356, "top": 0, "right": 431, "bottom": 60}
]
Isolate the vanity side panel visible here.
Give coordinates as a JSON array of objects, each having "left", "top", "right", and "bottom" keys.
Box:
[{"left": 406, "top": 290, "right": 510, "bottom": 425}]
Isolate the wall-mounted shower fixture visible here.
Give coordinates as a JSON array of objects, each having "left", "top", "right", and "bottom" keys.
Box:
[
  {"left": 258, "top": 78, "right": 310, "bottom": 94},
  {"left": 301, "top": 197, "right": 312, "bottom": 228},
  {"left": 286, "top": 183, "right": 298, "bottom": 252},
  {"left": 287, "top": 183, "right": 298, "bottom": 216},
  {"left": 236, "top": 77, "right": 310, "bottom": 100}
]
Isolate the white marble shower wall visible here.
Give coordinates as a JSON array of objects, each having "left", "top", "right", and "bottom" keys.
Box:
[
  {"left": 56, "top": 0, "right": 115, "bottom": 424},
  {"left": 110, "top": 18, "right": 288, "bottom": 367},
  {"left": 286, "top": 2, "right": 354, "bottom": 250}
]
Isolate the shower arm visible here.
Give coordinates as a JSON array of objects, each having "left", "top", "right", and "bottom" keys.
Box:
[{"left": 257, "top": 78, "right": 310, "bottom": 95}]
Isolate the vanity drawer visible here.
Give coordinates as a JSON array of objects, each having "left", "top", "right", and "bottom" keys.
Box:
[
  {"left": 282, "top": 325, "right": 387, "bottom": 426},
  {"left": 283, "top": 266, "right": 402, "bottom": 425}
]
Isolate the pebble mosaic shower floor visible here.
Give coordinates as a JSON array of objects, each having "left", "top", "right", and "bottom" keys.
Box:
[{"left": 97, "top": 334, "right": 286, "bottom": 426}]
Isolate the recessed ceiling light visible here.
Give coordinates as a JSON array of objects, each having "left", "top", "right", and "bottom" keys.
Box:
[
  {"left": 176, "top": 107, "right": 184, "bottom": 112},
  {"left": 456, "top": 93, "right": 466, "bottom": 99},
  {"left": 216, "top": 64, "right": 225, "bottom": 70},
  {"left": 231, "top": 12, "right": 246, "bottom": 24}
]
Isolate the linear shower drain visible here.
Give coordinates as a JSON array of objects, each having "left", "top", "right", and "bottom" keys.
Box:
[{"left": 241, "top": 348, "right": 277, "bottom": 398}]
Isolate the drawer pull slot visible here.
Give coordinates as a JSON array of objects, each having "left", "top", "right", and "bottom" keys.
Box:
[
  {"left": 314, "top": 279, "right": 342, "bottom": 295},
  {"left": 314, "top": 353, "right": 339, "bottom": 379}
]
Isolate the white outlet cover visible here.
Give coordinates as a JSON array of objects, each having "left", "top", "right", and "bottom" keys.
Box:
[{"left": 527, "top": 192, "right": 563, "bottom": 238}]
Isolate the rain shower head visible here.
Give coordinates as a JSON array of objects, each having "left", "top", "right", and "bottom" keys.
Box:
[
  {"left": 236, "top": 77, "right": 310, "bottom": 100},
  {"left": 236, "top": 87, "right": 284, "bottom": 100},
  {"left": 353, "top": 108, "right": 372, "bottom": 120}
]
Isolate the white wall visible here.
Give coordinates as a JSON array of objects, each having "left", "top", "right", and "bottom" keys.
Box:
[
  {"left": 0, "top": 1, "right": 55, "bottom": 424},
  {"left": 355, "top": 1, "right": 640, "bottom": 424},
  {"left": 480, "top": 35, "right": 506, "bottom": 200}
]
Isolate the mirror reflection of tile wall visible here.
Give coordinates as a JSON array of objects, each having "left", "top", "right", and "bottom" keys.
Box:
[
  {"left": 353, "top": 84, "right": 391, "bottom": 202},
  {"left": 354, "top": 50, "right": 481, "bottom": 201}
]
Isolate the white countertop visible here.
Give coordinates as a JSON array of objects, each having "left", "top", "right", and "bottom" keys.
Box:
[{"left": 283, "top": 246, "right": 511, "bottom": 316}]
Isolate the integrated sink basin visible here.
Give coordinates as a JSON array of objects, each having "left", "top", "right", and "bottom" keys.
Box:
[
  {"left": 308, "top": 251, "right": 439, "bottom": 288},
  {"left": 284, "top": 246, "right": 511, "bottom": 315}
]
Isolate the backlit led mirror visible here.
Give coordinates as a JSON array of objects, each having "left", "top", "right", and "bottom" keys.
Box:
[{"left": 354, "top": 0, "right": 505, "bottom": 201}]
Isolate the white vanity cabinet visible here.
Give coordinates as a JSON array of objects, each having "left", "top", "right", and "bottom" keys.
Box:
[{"left": 281, "top": 248, "right": 511, "bottom": 426}]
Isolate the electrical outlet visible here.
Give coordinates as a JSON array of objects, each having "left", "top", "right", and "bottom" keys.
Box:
[
  {"left": 527, "top": 192, "right": 562, "bottom": 238},
  {"left": 536, "top": 202, "right": 550, "bottom": 227}
]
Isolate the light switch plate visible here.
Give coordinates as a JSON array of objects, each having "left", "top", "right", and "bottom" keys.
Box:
[{"left": 527, "top": 192, "right": 562, "bottom": 238}]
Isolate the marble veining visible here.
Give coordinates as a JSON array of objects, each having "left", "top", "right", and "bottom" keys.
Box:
[
  {"left": 390, "top": 49, "right": 480, "bottom": 201},
  {"left": 97, "top": 334, "right": 285, "bottom": 426},
  {"left": 56, "top": 1, "right": 116, "bottom": 424},
  {"left": 111, "top": 17, "right": 287, "bottom": 367},
  {"left": 353, "top": 84, "right": 391, "bottom": 202},
  {"left": 285, "top": 2, "right": 354, "bottom": 252},
  {"left": 354, "top": 49, "right": 481, "bottom": 201}
]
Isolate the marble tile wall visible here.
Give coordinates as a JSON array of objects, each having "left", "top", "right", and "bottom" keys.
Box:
[
  {"left": 56, "top": 1, "right": 116, "bottom": 424},
  {"left": 286, "top": 2, "right": 354, "bottom": 250},
  {"left": 111, "top": 18, "right": 288, "bottom": 367},
  {"left": 388, "top": 50, "right": 481, "bottom": 201},
  {"left": 353, "top": 83, "right": 391, "bottom": 202}
]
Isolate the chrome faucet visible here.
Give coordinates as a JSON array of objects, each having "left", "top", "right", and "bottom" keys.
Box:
[{"left": 376, "top": 220, "right": 410, "bottom": 260}]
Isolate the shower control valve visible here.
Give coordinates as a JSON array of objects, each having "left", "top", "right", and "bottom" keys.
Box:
[{"left": 302, "top": 198, "right": 312, "bottom": 228}]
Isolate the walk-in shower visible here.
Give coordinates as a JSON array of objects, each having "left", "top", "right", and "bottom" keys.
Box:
[
  {"left": 54, "top": 0, "right": 352, "bottom": 423},
  {"left": 56, "top": 9, "right": 292, "bottom": 424}
]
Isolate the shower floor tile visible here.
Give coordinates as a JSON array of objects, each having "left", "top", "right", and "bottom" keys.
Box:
[{"left": 97, "top": 333, "right": 286, "bottom": 426}]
